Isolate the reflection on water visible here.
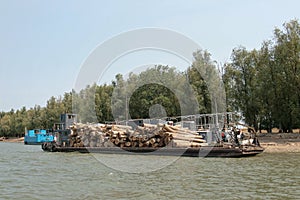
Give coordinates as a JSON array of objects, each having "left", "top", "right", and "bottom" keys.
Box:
[{"left": 0, "top": 143, "right": 299, "bottom": 200}]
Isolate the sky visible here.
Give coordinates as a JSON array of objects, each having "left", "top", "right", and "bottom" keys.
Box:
[{"left": 1, "top": 0, "right": 300, "bottom": 111}]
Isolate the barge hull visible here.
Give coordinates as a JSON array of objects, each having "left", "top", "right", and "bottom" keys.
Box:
[{"left": 42, "top": 144, "right": 263, "bottom": 157}]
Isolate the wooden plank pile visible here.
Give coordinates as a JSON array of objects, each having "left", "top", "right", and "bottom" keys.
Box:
[
  {"left": 162, "top": 124, "right": 206, "bottom": 147},
  {"left": 68, "top": 123, "right": 206, "bottom": 148}
]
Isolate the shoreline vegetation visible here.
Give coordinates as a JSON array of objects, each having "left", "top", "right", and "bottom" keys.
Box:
[{"left": 1, "top": 133, "right": 300, "bottom": 153}]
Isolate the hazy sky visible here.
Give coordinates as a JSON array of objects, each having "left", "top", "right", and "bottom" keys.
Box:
[{"left": 1, "top": 0, "right": 300, "bottom": 111}]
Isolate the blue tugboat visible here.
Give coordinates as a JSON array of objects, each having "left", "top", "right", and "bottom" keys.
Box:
[
  {"left": 24, "top": 129, "right": 54, "bottom": 145},
  {"left": 25, "top": 113, "right": 77, "bottom": 145}
]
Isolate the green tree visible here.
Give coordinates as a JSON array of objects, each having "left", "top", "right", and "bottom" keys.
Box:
[
  {"left": 0, "top": 114, "right": 11, "bottom": 137},
  {"left": 111, "top": 74, "right": 127, "bottom": 121},
  {"left": 191, "top": 50, "right": 226, "bottom": 115},
  {"left": 95, "top": 84, "right": 114, "bottom": 123},
  {"left": 224, "top": 47, "right": 261, "bottom": 130},
  {"left": 272, "top": 20, "right": 300, "bottom": 131}
]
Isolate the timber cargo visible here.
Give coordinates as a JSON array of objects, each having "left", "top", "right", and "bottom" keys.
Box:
[{"left": 41, "top": 114, "right": 264, "bottom": 157}]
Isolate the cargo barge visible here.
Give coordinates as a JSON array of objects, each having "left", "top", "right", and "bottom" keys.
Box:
[{"left": 41, "top": 113, "right": 264, "bottom": 157}]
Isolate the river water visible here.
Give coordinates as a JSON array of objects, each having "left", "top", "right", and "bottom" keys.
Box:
[{"left": 0, "top": 142, "right": 299, "bottom": 200}]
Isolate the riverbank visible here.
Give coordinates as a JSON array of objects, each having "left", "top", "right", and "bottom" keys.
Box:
[
  {"left": 0, "top": 137, "right": 24, "bottom": 143},
  {"left": 260, "top": 142, "right": 300, "bottom": 153},
  {"left": 258, "top": 133, "right": 300, "bottom": 153}
]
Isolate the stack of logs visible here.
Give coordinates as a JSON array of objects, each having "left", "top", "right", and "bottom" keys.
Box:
[{"left": 68, "top": 123, "right": 206, "bottom": 148}]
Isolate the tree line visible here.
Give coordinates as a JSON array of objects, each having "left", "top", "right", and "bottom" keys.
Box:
[
  {"left": 1, "top": 19, "right": 300, "bottom": 137},
  {"left": 223, "top": 19, "right": 300, "bottom": 132}
]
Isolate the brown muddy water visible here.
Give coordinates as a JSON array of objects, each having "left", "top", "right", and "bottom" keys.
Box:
[{"left": 0, "top": 142, "right": 299, "bottom": 200}]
